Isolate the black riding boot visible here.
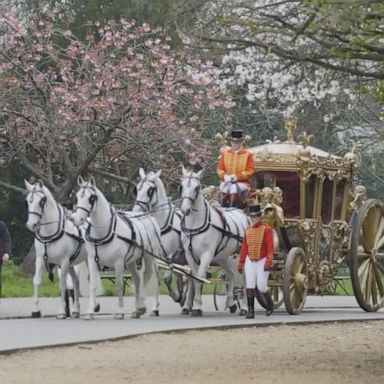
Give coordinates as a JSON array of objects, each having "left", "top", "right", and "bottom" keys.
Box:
[
  {"left": 262, "top": 291, "right": 274, "bottom": 317},
  {"left": 246, "top": 289, "right": 255, "bottom": 319}
]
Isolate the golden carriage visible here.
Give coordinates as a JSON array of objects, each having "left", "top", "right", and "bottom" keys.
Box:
[{"left": 240, "top": 118, "right": 384, "bottom": 314}]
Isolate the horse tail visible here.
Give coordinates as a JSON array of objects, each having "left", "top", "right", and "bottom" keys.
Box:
[
  {"left": 142, "top": 252, "right": 160, "bottom": 297},
  {"left": 77, "top": 261, "right": 104, "bottom": 297}
]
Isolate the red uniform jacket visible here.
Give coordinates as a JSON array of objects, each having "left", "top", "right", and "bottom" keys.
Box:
[
  {"left": 238, "top": 222, "right": 273, "bottom": 269},
  {"left": 217, "top": 148, "right": 254, "bottom": 185}
]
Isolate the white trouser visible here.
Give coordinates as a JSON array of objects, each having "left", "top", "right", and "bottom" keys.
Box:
[
  {"left": 219, "top": 181, "right": 249, "bottom": 194},
  {"left": 244, "top": 256, "right": 269, "bottom": 293}
]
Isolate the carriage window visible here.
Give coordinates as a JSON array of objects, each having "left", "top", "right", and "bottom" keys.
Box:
[
  {"left": 305, "top": 175, "right": 316, "bottom": 219},
  {"left": 334, "top": 179, "right": 346, "bottom": 220},
  {"left": 254, "top": 171, "right": 300, "bottom": 218},
  {"left": 321, "top": 178, "right": 333, "bottom": 224}
]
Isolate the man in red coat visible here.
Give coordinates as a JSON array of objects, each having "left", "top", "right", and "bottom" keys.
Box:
[
  {"left": 217, "top": 130, "right": 254, "bottom": 207},
  {"left": 237, "top": 205, "right": 274, "bottom": 318}
]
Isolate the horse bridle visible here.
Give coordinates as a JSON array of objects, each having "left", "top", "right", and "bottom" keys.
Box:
[
  {"left": 75, "top": 186, "right": 98, "bottom": 215},
  {"left": 133, "top": 179, "right": 157, "bottom": 211},
  {"left": 26, "top": 190, "right": 47, "bottom": 219},
  {"left": 179, "top": 175, "right": 200, "bottom": 205}
]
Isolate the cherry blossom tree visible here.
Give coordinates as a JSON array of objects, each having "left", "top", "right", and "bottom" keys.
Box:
[{"left": 0, "top": 5, "right": 233, "bottom": 201}]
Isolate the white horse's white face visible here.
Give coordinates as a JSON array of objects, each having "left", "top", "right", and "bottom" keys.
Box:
[
  {"left": 71, "top": 176, "right": 97, "bottom": 226},
  {"left": 25, "top": 179, "right": 48, "bottom": 233},
  {"left": 133, "top": 168, "right": 161, "bottom": 212},
  {"left": 180, "top": 166, "right": 204, "bottom": 216}
]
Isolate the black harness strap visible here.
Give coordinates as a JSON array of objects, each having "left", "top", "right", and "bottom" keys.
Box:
[
  {"left": 85, "top": 207, "right": 117, "bottom": 270},
  {"left": 36, "top": 206, "right": 65, "bottom": 276},
  {"left": 181, "top": 201, "right": 245, "bottom": 265},
  {"left": 160, "top": 204, "right": 178, "bottom": 235},
  {"left": 181, "top": 200, "right": 211, "bottom": 265},
  {"left": 115, "top": 211, "right": 137, "bottom": 264}
]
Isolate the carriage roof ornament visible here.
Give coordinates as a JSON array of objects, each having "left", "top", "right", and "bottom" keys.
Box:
[{"left": 284, "top": 116, "right": 297, "bottom": 143}]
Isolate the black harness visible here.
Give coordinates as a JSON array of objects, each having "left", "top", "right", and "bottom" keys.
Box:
[
  {"left": 27, "top": 191, "right": 84, "bottom": 279},
  {"left": 181, "top": 199, "right": 245, "bottom": 265}
]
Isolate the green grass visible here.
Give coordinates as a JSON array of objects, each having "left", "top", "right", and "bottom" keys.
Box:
[
  {"left": 0, "top": 262, "right": 204, "bottom": 297},
  {"left": 1, "top": 262, "right": 59, "bottom": 297},
  {"left": 1, "top": 261, "right": 354, "bottom": 298}
]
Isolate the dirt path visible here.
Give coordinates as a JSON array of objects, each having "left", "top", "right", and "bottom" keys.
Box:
[{"left": 0, "top": 320, "right": 383, "bottom": 384}]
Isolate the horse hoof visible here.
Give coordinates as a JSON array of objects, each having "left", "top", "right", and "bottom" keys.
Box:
[
  {"left": 191, "top": 309, "right": 203, "bottom": 317},
  {"left": 150, "top": 310, "right": 159, "bottom": 317},
  {"left": 239, "top": 309, "right": 247, "bottom": 316},
  {"left": 94, "top": 303, "right": 100, "bottom": 313},
  {"left": 84, "top": 313, "right": 95, "bottom": 320},
  {"left": 139, "top": 307, "right": 146, "bottom": 315},
  {"left": 130, "top": 311, "right": 141, "bottom": 319},
  {"left": 31, "top": 311, "right": 41, "bottom": 318},
  {"left": 56, "top": 313, "right": 66, "bottom": 320},
  {"left": 65, "top": 311, "right": 71, "bottom": 318},
  {"left": 229, "top": 304, "right": 237, "bottom": 314},
  {"left": 181, "top": 308, "right": 190, "bottom": 315},
  {"left": 114, "top": 313, "right": 125, "bottom": 320},
  {"left": 71, "top": 312, "right": 80, "bottom": 319}
]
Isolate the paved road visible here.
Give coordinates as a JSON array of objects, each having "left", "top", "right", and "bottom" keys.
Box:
[{"left": 0, "top": 295, "right": 383, "bottom": 353}]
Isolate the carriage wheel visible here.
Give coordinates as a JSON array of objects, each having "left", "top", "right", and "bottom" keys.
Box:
[
  {"left": 213, "top": 283, "right": 228, "bottom": 311},
  {"left": 213, "top": 283, "right": 242, "bottom": 312},
  {"left": 255, "top": 286, "right": 284, "bottom": 310},
  {"left": 283, "top": 247, "right": 308, "bottom": 315},
  {"left": 350, "top": 199, "right": 384, "bottom": 312}
]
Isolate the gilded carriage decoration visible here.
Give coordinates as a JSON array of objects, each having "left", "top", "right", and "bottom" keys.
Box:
[{"left": 245, "top": 118, "right": 384, "bottom": 314}]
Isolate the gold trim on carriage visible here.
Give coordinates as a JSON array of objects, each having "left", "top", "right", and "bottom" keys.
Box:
[{"left": 218, "top": 117, "right": 384, "bottom": 314}]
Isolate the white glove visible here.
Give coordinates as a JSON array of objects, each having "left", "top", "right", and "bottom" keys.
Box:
[
  {"left": 2, "top": 253, "right": 10, "bottom": 262},
  {"left": 230, "top": 175, "right": 237, "bottom": 182},
  {"left": 224, "top": 174, "right": 231, "bottom": 182}
]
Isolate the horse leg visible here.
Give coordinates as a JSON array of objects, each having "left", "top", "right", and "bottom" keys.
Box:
[
  {"left": 64, "top": 290, "right": 70, "bottom": 318},
  {"left": 143, "top": 254, "right": 160, "bottom": 317},
  {"left": 69, "top": 266, "right": 80, "bottom": 318},
  {"left": 224, "top": 257, "right": 247, "bottom": 315},
  {"left": 191, "top": 256, "right": 211, "bottom": 316},
  {"left": 32, "top": 255, "right": 45, "bottom": 318},
  {"left": 129, "top": 264, "right": 146, "bottom": 318},
  {"left": 225, "top": 271, "right": 238, "bottom": 314},
  {"left": 85, "top": 251, "right": 98, "bottom": 320},
  {"left": 164, "top": 271, "right": 184, "bottom": 304},
  {"left": 57, "top": 263, "right": 69, "bottom": 319},
  {"left": 114, "top": 261, "right": 125, "bottom": 319},
  {"left": 180, "top": 277, "right": 194, "bottom": 315}
]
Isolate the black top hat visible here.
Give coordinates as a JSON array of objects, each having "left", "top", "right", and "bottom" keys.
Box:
[
  {"left": 230, "top": 130, "right": 244, "bottom": 141},
  {"left": 248, "top": 204, "right": 262, "bottom": 217}
]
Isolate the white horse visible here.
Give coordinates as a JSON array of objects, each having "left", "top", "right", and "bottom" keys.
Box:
[
  {"left": 25, "top": 179, "right": 92, "bottom": 319},
  {"left": 71, "top": 176, "right": 160, "bottom": 320},
  {"left": 179, "top": 166, "right": 249, "bottom": 316},
  {"left": 132, "top": 168, "right": 192, "bottom": 310}
]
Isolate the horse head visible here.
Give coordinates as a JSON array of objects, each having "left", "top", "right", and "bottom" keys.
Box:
[
  {"left": 25, "top": 179, "right": 51, "bottom": 233},
  {"left": 71, "top": 175, "right": 98, "bottom": 226},
  {"left": 133, "top": 168, "right": 162, "bottom": 212},
  {"left": 179, "top": 165, "right": 204, "bottom": 216}
]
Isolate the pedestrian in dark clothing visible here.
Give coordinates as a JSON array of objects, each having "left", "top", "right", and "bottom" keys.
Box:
[{"left": 0, "top": 220, "right": 12, "bottom": 297}]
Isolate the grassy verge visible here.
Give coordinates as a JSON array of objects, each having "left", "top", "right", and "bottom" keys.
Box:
[
  {"left": 1, "top": 261, "right": 59, "bottom": 297},
  {"left": 1, "top": 261, "right": 354, "bottom": 298}
]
